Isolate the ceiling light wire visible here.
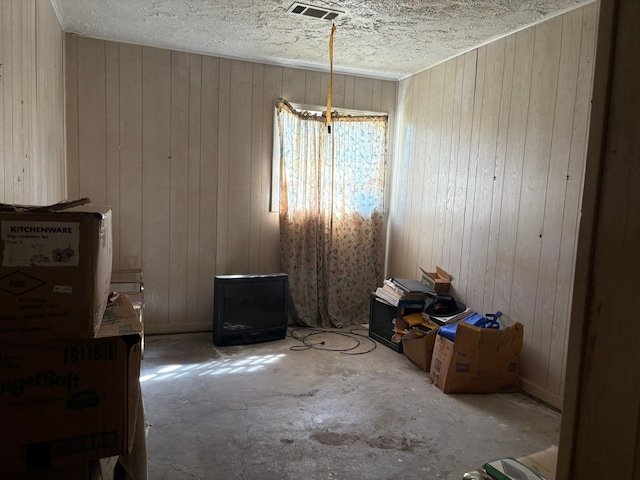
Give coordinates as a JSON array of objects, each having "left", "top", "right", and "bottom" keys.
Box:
[{"left": 327, "top": 23, "right": 336, "bottom": 134}]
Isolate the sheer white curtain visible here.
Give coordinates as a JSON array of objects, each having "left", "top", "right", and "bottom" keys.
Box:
[{"left": 275, "top": 99, "right": 387, "bottom": 328}]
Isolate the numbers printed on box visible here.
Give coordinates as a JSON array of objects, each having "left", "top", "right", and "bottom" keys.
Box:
[{"left": 63, "top": 343, "right": 117, "bottom": 363}]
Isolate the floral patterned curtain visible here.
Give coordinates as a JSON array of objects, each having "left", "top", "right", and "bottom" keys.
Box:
[{"left": 275, "top": 99, "right": 387, "bottom": 328}]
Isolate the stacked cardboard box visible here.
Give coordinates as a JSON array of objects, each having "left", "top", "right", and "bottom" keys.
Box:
[
  {"left": 381, "top": 266, "right": 524, "bottom": 395},
  {"left": 397, "top": 305, "right": 524, "bottom": 394},
  {"left": 0, "top": 204, "right": 113, "bottom": 343},
  {"left": 0, "top": 202, "right": 143, "bottom": 477}
]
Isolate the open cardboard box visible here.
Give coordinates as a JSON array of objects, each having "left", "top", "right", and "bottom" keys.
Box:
[
  {"left": 397, "top": 314, "right": 440, "bottom": 372},
  {"left": 419, "top": 266, "right": 451, "bottom": 293},
  {"left": 429, "top": 321, "right": 523, "bottom": 394}
]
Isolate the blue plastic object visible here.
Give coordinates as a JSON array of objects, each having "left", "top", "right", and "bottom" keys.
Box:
[{"left": 437, "top": 311, "right": 502, "bottom": 342}]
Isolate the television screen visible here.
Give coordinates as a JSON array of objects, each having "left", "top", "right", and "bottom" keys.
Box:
[{"left": 213, "top": 273, "right": 289, "bottom": 346}]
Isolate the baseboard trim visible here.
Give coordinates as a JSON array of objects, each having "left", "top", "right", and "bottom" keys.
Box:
[
  {"left": 145, "top": 322, "right": 212, "bottom": 336},
  {"left": 520, "top": 378, "right": 563, "bottom": 411}
]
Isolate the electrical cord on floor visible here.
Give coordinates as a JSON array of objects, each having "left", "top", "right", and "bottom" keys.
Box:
[{"left": 288, "top": 326, "right": 377, "bottom": 355}]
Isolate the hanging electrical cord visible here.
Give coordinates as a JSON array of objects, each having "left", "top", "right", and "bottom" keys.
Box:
[
  {"left": 288, "top": 326, "right": 377, "bottom": 355},
  {"left": 326, "top": 23, "right": 336, "bottom": 134}
]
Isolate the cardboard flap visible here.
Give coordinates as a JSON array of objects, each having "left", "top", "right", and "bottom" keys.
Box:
[
  {"left": 97, "top": 293, "right": 143, "bottom": 338},
  {"left": 435, "top": 266, "right": 451, "bottom": 281},
  {"left": 430, "top": 322, "right": 523, "bottom": 394},
  {"left": 0, "top": 198, "right": 91, "bottom": 212},
  {"left": 419, "top": 266, "right": 451, "bottom": 293},
  {"left": 517, "top": 445, "right": 557, "bottom": 479},
  {"left": 456, "top": 321, "right": 523, "bottom": 354},
  {"left": 0, "top": 199, "right": 108, "bottom": 216}
]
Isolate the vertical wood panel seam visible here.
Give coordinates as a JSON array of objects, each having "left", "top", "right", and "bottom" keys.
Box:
[
  {"left": 466, "top": 47, "right": 486, "bottom": 300},
  {"left": 492, "top": 38, "right": 516, "bottom": 311},
  {"left": 226, "top": 62, "right": 231, "bottom": 272},
  {"left": 218, "top": 60, "right": 232, "bottom": 272},
  {"left": 116, "top": 43, "right": 121, "bottom": 264},
  {"left": 197, "top": 56, "right": 203, "bottom": 307},
  {"left": 187, "top": 55, "right": 193, "bottom": 303},
  {"left": 547, "top": 11, "right": 582, "bottom": 376},
  {"left": 168, "top": 50, "right": 174, "bottom": 316},
  {"left": 140, "top": 47, "right": 145, "bottom": 259},
  {"left": 251, "top": 64, "right": 256, "bottom": 258},
  {"left": 484, "top": 39, "right": 508, "bottom": 311},
  {"left": 552, "top": 7, "right": 588, "bottom": 390},
  {"left": 60, "top": 13, "right": 67, "bottom": 198},
  {"left": 29, "top": 0, "right": 33, "bottom": 198},
  {"left": 451, "top": 56, "right": 464, "bottom": 277},
  {"left": 117, "top": 42, "right": 122, "bottom": 265},
  {"left": 402, "top": 77, "right": 417, "bottom": 273},
  {"left": 535, "top": 18, "right": 564, "bottom": 386},
  {"left": 430, "top": 67, "right": 445, "bottom": 268},
  {"left": 503, "top": 38, "right": 518, "bottom": 313},
  {"left": 104, "top": 41, "right": 108, "bottom": 203},
  {"left": 256, "top": 65, "right": 263, "bottom": 257},
  {"left": 197, "top": 56, "right": 204, "bottom": 319},
  {"left": 482, "top": 40, "right": 507, "bottom": 310},
  {"left": 0, "top": 3, "right": 5, "bottom": 201},
  {"left": 21, "top": 2, "right": 30, "bottom": 202},
  {"left": 560, "top": 6, "right": 587, "bottom": 267},
  {"left": 4, "top": 1, "right": 13, "bottom": 202},
  {"left": 186, "top": 54, "right": 192, "bottom": 322},
  {"left": 73, "top": 36, "right": 80, "bottom": 201},
  {"left": 456, "top": 52, "right": 475, "bottom": 283},
  {"left": 11, "top": 1, "right": 21, "bottom": 203},
  {"left": 413, "top": 73, "right": 427, "bottom": 272},
  {"left": 508, "top": 26, "right": 537, "bottom": 316}
]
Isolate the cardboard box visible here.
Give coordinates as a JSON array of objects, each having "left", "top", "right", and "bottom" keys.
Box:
[
  {"left": 419, "top": 266, "right": 451, "bottom": 293},
  {"left": 0, "top": 295, "right": 142, "bottom": 475},
  {"left": 0, "top": 462, "right": 90, "bottom": 480},
  {"left": 99, "top": 293, "right": 143, "bottom": 337},
  {"left": 401, "top": 329, "right": 437, "bottom": 372},
  {"left": 516, "top": 445, "right": 557, "bottom": 479},
  {"left": 397, "top": 315, "right": 439, "bottom": 371},
  {"left": 0, "top": 204, "right": 112, "bottom": 344},
  {"left": 429, "top": 321, "right": 523, "bottom": 394},
  {"left": 466, "top": 445, "right": 557, "bottom": 480}
]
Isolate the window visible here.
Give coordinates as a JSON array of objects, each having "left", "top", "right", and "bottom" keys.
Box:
[{"left": 273, "top": 99, "right": 388, "bottom": 217}]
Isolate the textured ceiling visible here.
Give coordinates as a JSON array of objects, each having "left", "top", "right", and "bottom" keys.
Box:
[{"left": 52, "top": 0, "right": 592, "bottom": 80}]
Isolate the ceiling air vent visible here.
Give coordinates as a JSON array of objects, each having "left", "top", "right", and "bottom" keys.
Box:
[{"left": 287, "top": 2, "right": 343, "bottom": 21}]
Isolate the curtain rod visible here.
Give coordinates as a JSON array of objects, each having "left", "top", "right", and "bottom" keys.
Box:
[{"left": 286, "top": 100, "right": 388, "bottom": 118}]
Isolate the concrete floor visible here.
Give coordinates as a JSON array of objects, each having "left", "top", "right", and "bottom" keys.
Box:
[{"left": 139, "top": 328, "right": 560, "bottom": 480}]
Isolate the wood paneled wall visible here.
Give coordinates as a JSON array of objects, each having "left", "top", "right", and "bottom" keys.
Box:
[
  {"left": 389, "top": 3, "right": 598, "bottom": 408},
  {"left": 0, "top": 0, "right": 65, "bottom": 205},
  {"left": 64, "top": 36, "right": 397, "bottom": 334},
  {"left": 558, "top": 0, "right": 640, "bottom": 477}
]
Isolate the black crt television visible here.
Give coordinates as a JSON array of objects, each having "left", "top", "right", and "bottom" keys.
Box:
[{"left": 212, "top": 273, "right": 289, "bottom": 346}]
